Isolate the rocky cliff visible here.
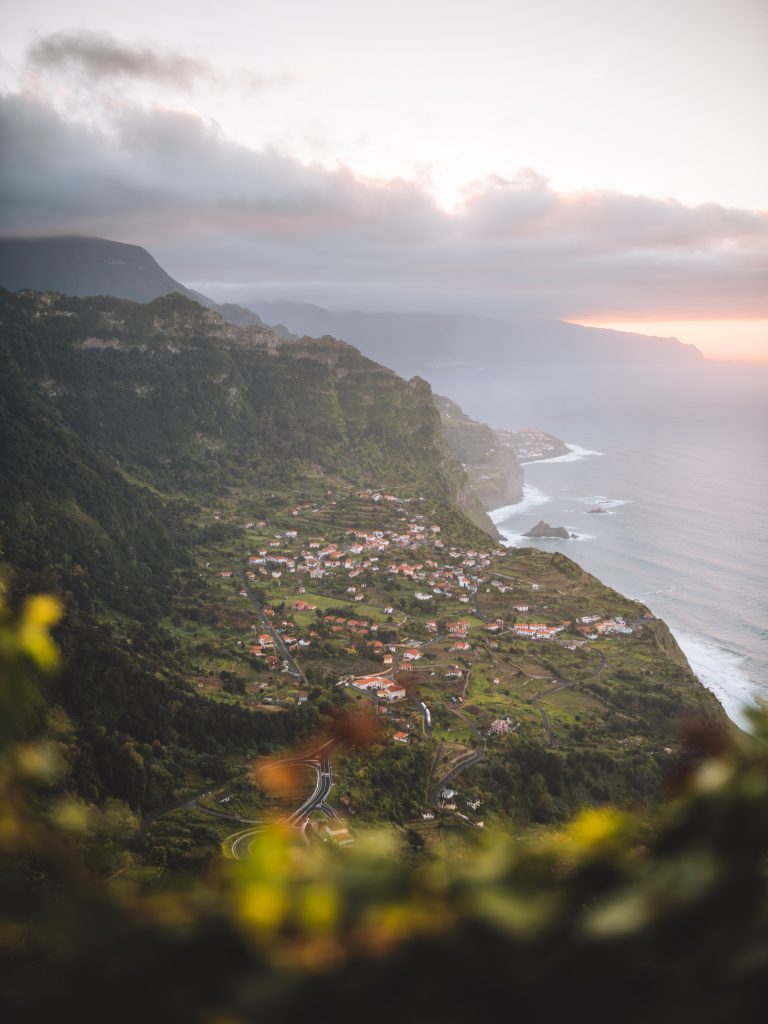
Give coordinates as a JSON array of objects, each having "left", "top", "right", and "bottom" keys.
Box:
[
  {"left": 434, "top": 394, "right": 524, "bottom": 510},
  {"left": 0, "top": 289, "right": 498, "bottom": 545}
]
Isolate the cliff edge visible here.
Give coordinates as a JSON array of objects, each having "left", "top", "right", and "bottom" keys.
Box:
[{"left": 434, "top": 395, "right": 524, "bottom": 510}]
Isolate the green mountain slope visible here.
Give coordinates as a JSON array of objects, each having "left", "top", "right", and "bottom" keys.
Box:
[
  {"left": 0, "top": 288, "right": 726, "bottom": 827},
  {"left": 0, "top": 288, "right": 495, "bottom": 806},
  {"left": 0, "top": 290, "right": 491, "bottom": 515}
]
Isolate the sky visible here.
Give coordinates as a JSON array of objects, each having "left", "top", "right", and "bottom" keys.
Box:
[{"left": 1, "top": 0, "right": 766, "bottom": 360}]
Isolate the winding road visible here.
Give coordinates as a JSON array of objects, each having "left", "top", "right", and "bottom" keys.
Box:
[
  {"left": 224, "top": 738, "right": 341, "bottom": 858},
  {"left": 284, "top": 739, "right": 341, "bottom": 827}
]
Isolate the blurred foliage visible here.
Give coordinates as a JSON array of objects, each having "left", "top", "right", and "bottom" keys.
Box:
[
  {"left": 0, "top": 589, "right": 61, "bottom": 749},
  {"left": 1, "top": 589, "right": 767, "bottom": 1022}
]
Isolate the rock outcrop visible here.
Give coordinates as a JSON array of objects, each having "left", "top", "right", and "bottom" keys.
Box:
[{"left": 523, "top": 520, "right": 572, "bottom": 539}]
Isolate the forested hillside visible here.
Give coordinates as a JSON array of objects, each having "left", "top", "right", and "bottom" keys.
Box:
[
  {"left": 1, "top": 289, "right": 490, "bottom": 507},
  {"left": 0, "top": 288, "right": 492, "bottom": 809},
  {"left": 0, "top": 288, "right": 726, "bottom": 829}
]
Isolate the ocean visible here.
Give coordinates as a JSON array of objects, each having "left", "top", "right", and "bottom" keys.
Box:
[{"left": 437, "top": 361, "right": 768, "bottom": 729}]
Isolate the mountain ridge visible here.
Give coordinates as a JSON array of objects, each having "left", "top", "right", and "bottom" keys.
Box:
[
  {"left": 0, "top": 236, "right": 292, "bottom": 333},
  {"left": 0, "top": 236, "right": 705, "bottom": 385},
  {"left": 235, "top": 299, "right": 704, "bottom": 379}
]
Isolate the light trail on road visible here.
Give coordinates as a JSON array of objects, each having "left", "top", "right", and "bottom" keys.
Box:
[{"left": 225, "top": 739, "right": 341, "bottom": 859}]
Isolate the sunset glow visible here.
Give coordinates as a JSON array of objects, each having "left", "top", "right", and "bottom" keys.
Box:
[{"left": 569, "top": 319, "right": 768, "bottom": 363}]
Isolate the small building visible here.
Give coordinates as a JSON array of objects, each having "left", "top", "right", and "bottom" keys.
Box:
[
  {"left": 321, "top": 825, "right": 355, "bottom": 847},
  {"left": 351, "top": 674, "right": 389, "bottom": 693},
  {"left": 446, "top": 621, "right": 470, "bottom": 636},
  {"left": 377, "top": 683, "right": 406, "bottom": 702}
]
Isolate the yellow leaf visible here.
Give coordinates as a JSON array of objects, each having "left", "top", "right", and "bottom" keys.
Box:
[
  {"left": 239, "top": 882, "right": 288, "bottom": 930},
  {"left": 18, "top": 627, "right": 59, "bottom": 671},
  {"left": 567, "top": 807, "right": 625, "bottom": 848},
  {"left": 299, "top": 883, "right": 339, "bottom": 930},
  {"left": 24, "top": 596, "right": 63, "bottom": 630}
]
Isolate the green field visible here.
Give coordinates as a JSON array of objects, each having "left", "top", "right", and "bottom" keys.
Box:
[{"left": 283, "top": 591, "right": 391, "bottom": 622}]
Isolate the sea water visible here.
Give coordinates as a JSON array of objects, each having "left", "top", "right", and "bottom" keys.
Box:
[{"left": 441, "top": 361, "right": 768, "bottom": 729}]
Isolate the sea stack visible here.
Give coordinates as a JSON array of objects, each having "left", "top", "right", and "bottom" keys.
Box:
[{"left": 523, "top": 520, "right": 571, "bottom": 539}]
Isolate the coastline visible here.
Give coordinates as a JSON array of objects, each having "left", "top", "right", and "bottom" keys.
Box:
[
  {"left": 519, "top": 442, "right": 604, "bottom": 466},
  {"left": 488, "top": 443, "right": 756, "bottom": 730}
]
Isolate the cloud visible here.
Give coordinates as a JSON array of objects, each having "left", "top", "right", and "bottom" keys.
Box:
[
  {"left": 457, "top": 172, "right": 766, "bottom": 251},
  {"left": 26, "top": 31, "right": 289, "bottom": 94},
  {"left": 28, "top": 31, "right": 214, "bottom": 88},
  {"left": 0, "top": 91, "right": 765, "bottom": 320}
]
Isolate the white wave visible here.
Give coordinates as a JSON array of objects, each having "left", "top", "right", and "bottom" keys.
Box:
[
  {"left": 517, "top": 531, "right": 593, "bottom": 544},
  {"left": 579, "top": 494, "right": 632, "bottom": 508},
  {"left": 490, "top": 484, "right": 550, "bottom": 524},
  {"left": 490, "top": 486, "right": 598, "bottom": 548},
  {"left": 675, "top": 632, "right": 760, "bottom": 730},
  {"left": 523, "top": 442, "right": 604, "bottom": 465},
  {"left": 494, "top": 529, "right": 595, "bottom": 548},
  {"left": 494, "top": 529, "right": 530, "bottom": 548}
]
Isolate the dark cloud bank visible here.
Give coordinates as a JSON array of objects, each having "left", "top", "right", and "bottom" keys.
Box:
[{"left": 1, "top": 88, "right": 765, "bottom": 319}]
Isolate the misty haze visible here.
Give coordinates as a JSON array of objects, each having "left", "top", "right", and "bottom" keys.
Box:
[{"left": 1, "top": 2, "right": 766, "bottom": 1021}]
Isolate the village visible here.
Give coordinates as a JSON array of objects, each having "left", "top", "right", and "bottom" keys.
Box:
[{"left": 179, "top": 482, "right": 670, "bottom": 838}]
